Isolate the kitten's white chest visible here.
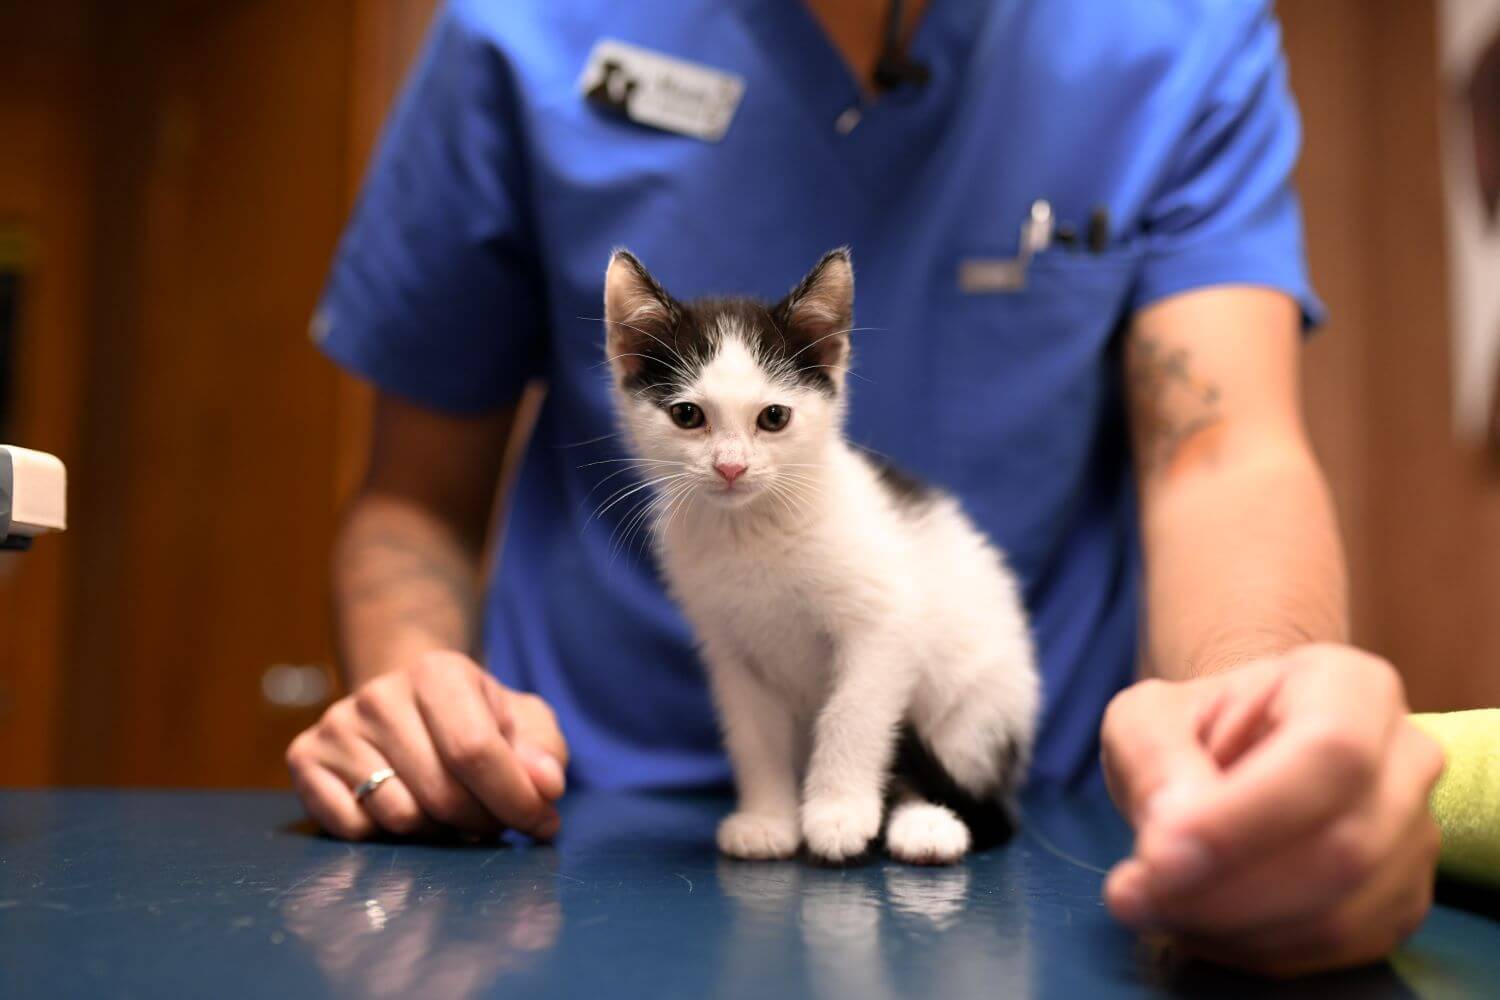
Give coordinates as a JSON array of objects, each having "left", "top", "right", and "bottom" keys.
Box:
[{"left": 659, "top": 524, "right": 833, "bottom": 709}]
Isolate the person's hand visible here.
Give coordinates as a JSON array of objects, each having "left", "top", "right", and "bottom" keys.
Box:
[
  {"left": 286, "top": 650, "right": 568, "bottom": 841},
  {"left": 1100, "top": 644, "right": 1444, "bottom": 977}
]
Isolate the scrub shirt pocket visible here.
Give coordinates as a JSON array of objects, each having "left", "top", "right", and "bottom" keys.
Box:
[{"left": 938, "top": 247, "right": 1141, "bottom": 575}]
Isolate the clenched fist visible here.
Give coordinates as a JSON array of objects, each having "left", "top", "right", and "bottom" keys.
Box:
[
  {"left": 287, "top": 650, "right": 569, "bottom": 841},
  {"left": 1101, "top": 645, "right": 1444, "bottom": 977}
]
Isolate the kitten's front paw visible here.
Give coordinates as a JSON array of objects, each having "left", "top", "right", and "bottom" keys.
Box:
[
  {"left": 801, "top": 795, "right": 882, "bottom": 863},
  {"left": 717, "top": 812, "right": 801, "bottom": 860}
]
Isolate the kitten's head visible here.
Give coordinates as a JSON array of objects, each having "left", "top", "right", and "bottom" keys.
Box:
[{"left": 603, "top": 248, "right": 854, "bottom": 510}]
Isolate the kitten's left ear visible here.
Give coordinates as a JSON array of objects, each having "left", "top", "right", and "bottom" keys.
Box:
[{"left": 777, "top": 247, "right": 854, "bottom": 369}]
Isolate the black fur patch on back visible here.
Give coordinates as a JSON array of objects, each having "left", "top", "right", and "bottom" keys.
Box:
[
  {"left": 865, "top": 454, "right": 938, "bottom": 513},
  {"left": 893, "top": 724, "right": 1019, "bottom": 851}
]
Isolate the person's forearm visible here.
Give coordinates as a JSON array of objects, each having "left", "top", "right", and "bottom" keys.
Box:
[
  {"left": 1139, "top": 439, "right": 1348, "bottom": 680},
  {"left": 333, "top": 493, "right": 485, "bottom": 687}
]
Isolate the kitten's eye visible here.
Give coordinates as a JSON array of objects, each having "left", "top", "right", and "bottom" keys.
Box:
[
  {"left": 669, "top": 401, "right": 705, "bottom": 429},
  {"left": 757, "top": 404, "right": 791, "bottom": 432}
]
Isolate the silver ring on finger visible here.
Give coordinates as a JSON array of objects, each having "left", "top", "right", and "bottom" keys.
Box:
[{"left": 353, "top": 767, "right": 397, "bottom": 802}]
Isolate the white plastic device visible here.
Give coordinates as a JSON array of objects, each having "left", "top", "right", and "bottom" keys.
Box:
[{"left": 0, "top": 445, "right": 67, "bottom": 543}]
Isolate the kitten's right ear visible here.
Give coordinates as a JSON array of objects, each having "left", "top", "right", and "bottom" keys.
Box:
[{"left": 604, "top": 249, "right": 678, "bottom": 377}]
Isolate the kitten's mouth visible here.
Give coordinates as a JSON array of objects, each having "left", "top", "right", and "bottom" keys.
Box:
[{"left": 707, "top": 477, "right": 761, "bottom": 505}]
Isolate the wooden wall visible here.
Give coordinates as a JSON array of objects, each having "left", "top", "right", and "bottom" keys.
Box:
[
  {"left": 1285, "top": 0, "right": 1500, "bottom": 711},
  {"left": 0, "top": 0, "right": 1490, "bottom": 788}
]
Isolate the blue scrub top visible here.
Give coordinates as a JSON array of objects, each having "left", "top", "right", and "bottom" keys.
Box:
[{"left": 316, "top": 0, "right": 1322, "bottom": 792}]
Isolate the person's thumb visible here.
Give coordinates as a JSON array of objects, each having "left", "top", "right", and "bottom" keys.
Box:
[
  {"left": 477, "top": 674, "right": 569, "bottom": 801},
  {"left": 1100, "top": 678, "right": 1222, "bottom": 829},
  {"left": 514, "top": 740, "right": 567, "bottom": 801}
]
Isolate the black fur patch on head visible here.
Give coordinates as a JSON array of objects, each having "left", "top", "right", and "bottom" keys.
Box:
[{"left": 604, "top": 249, "right": 856, "bottom": 407}]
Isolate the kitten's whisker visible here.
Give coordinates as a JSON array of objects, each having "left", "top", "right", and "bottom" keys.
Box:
[
  {"left": 782, "top": 362, "right": 874, "bottom": 386},
  {"left": 582, "top": 315, "right": 700, "bottom": 387},
  {"left": 773, "top": 479, "right": 820, "bottom": 514},
  {"left": 756, "top": 302, "right": 790, "bottom": 356},
  {"left": 577, "top": 457, "right": 685, "bottom": 470},
  {"left": 607, "top": 493, "right": 658, "bottom": 562},
  {"left": 769, "top": 474, "right": 821, "bottom": 519},
  {"left": 660, "top": 478, "right": 697, "bottom": 536},
  {"left": 561, "top": 430, "right": 622, "bottom": 449},
  {"left": 611, "top": 476, "right": 678, "bottom": 555},
  {"left": 612, "top": 494, "right": 656, "bottom": 558},
  {"left": 646, "top": 479, "right": 695, "bottom": 547},
  {"left": 618, "top": 477, "right": 693, "bottom": 560},
  {"left": 582, "top": 315, "right": 699, "bottom": 382},
  {"left": 579, "top": 462, "right": 687, "bottom": 506},
  {"left": 614, "top": 352, "right": 697, "bottom": 388},
  {"left": 632, "top": 382, "right": 688, "bottom": 401},
  {"left": 781, "top": 326, "right": 885, "bottom": 366},
  {"left": 590, "top": 473, "right": 693, "bottom": 524},
  {"left": 762, "top": 480, "right": 798, "bottom": 520},
  {"left": 589, "top": 471, "right": 672, "bottom": 513},
  {"left": 776, "top": 477, "right": 825, "bottom": 497}
]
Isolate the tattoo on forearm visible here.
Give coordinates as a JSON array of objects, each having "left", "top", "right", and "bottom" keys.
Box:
[
  {"left": 1126, "top": 334, "right": 1223, "bottom": 475},
  {"left": 338, "top": 526, "right": 479, "bottom": 652}
]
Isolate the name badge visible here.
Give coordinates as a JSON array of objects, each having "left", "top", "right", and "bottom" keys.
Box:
[{"left": 579, "top": 39, "right": 744, "bottom": 143}]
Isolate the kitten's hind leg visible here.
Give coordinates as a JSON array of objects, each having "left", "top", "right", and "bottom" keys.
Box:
[
  {"left": 884, "top": 782, "right": 970, "bottom": 865},
  {"left": 896, "top": 716, "right": 1023, "bottom": 851}
]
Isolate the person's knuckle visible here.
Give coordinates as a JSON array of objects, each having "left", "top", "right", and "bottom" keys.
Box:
[
  {"left": 1321, "top": 823, "right": 1377, "bottom": 891},
  {"left": 1100, "top": 695, "right": 1129, "bottom": 735},
  {"left": 413, "top": 653, "right": 457, "bottom": 689},
  {"left": 1134, "top": 677, "right": 1171, "bottom": 701},
  {"left": 285, "top": 734, "right": 312, "bottom": 771},
  {"left": 1102, "top": 685, "right": 1153, "bottom": 738},
  {"left": 444, "top": 731, "right": 496, "bottom": 772},
  {"left": 352, "top": 684, "right": 392, "bottom": 724},
  {"left": 519, "top": 692, "right": 556, "bottom": 725},
  {"left": 489, "top": 690, "right": 514, "bottom": 729},
  {"left": 1352, "top": 652, "right": 1404, "bottom": 704},
  {"left": 1306, "top": 724, "right": 1377, "bottom": 788},
  {"left": 323, "top": 697, "right": 357, "bottom": 732},
  {"left": 1376, "top": 665, "right": 1406, "bottom": 710}
]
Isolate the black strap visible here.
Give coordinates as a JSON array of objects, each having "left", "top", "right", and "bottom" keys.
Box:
[{"left": 872, "top": 0, "right": 932, "bottom": 92}]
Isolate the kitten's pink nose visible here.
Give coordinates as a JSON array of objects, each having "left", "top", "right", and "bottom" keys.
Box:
[{"left": 714, "top": 462, "right": 747, "bottom": 485}]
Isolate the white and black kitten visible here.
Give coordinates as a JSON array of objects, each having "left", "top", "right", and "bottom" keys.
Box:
[{"left": 602, "top": 248, "right": 1039, "bottom": 865}]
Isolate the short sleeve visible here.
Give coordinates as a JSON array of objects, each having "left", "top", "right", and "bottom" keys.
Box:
[
  {"left": 1131, "top": 6, "right": 1326, "bottom": 329},
  {"left": 313, "top": 5, "right": 546, "bottom": 413}
]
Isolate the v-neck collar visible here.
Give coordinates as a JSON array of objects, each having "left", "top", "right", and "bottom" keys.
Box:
[{"left": 736, "top": 0, "right": 1000, "bottom": 202}]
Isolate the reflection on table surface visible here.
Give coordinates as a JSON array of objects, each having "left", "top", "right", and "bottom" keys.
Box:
[{"left": 0, "top": 787, "right": 1495, "bottom": 998}]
